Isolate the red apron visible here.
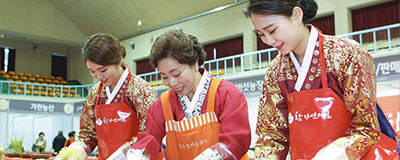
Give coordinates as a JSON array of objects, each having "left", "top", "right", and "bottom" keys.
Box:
[
  {"left": 279, "top": 32, "right": 399, "bottom": 159},
  {"left": 94, "top": 73, "right": 140, "bottom": 160},
  {"left": 161, "top": 78, "right": 248, "bottom": 160}
]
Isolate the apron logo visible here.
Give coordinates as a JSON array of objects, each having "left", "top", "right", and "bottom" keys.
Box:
[
  {"left": 289, "top": 113, "right": 294, "bottom": 124},
  {"left": 96, "top": 118, "right": 103, "bottom": 126},
  {"left": 178, "top": 139, "right": 207, "bottom": 149},
  {"left": 96, "top": 110, "right": 131, "bottom": 126},
  {"left": 315, "top": 97, "right": 334, "bottom": 111},
  {"left": 315, "top": 97, "right": 334, "bottom": 119},
  {"left": 117, "top": 110, "right": 131, "bottom": 122},
  {"left": 290, "top": 110, "right": 333, "bottom": 123}
]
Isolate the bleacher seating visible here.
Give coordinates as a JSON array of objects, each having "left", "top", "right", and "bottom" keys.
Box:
[
  {"left": 18, "top": 83, "right": 25, "bottom": 89},
  {"left": 218, "top": 70, "right": 225, "bottom": 75},
  {"left": 13, "top": 88, "right": 23, "bottom": 94},
  {"left": 33, "top": 74, "right": 40, "bottom": 78},
  {"left": 0, "top": 70, "right": 84, "bottom": 98},
  {"left": 2, "top": 74, "right": 10, "bottom": 79},
  {"left": 27, "top": 84, "right": 34, "bottom": 90},
  {"left": 33, "top": 90, "right": 39, "bottom": 95},
  {"left": 53, "top": 79, "right": 60, "bottom": 84},
  {"left": 150, "top": 80, "right": 164, "bottom": 87},
  {"left": 36, "top": 85, "right": 45, "bottom": 90},
  {"left": 60, "top": 80, "right": 68, "bottom": 85},
  {"left": 10, "top": 83, "right": 17, "bottom": 88}
]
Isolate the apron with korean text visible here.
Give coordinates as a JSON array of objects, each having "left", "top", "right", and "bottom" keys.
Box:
[
  {"left": 161, "top": 78, "right": 248, "bottom": 160},
  {"left": 95, "top": 73, "right": 140, "bottom": 160},
  {"left": 280, "top": 32, "right": 399, "bottom": 160}
]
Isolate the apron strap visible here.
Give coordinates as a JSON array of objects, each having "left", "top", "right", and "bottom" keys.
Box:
[
  {"left": 119, "top": 73, "right": 132, "bottom": 104},
  {"left": 161, "top": 90, "right": 174, "bottom": 121},
  {"left": 206, "top": 78, "right": 222, "bottom": 113},
  {"left": 317, "top": 34, "right": 328, "bottom": 89},
  {"left": 95, "top": 83, "right": 104, "bottom": 106}
]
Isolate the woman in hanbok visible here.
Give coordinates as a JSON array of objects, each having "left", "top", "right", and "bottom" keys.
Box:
[
  {"left": 57, "top": 33, "right": 156, "bottom": 160},
  {"left": 127, "top": 30, "right": 251, "bottom": 160},
  {"left": 248, "top": 0, "right": 399, "bottom": 159}
]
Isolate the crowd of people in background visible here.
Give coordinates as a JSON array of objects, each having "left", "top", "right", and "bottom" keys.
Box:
[{"left": 28, "top": 130, "right": 76, "bottom": 153}]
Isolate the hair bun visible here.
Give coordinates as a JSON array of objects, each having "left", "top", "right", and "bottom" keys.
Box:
[
  {"left": 188, "top": 34, "right": 207, "bottom": 66},
  {"left": 299, "top": 0, "right": 318, "bottom": 22},
  {"left": 188, "top": 34, "right": 198, "bottom": 44},
  {"left": 119, "top": 44, "right": 126, "bottom": 58},
  {"left": 149, "top": 30, "right": 207, "bottom": 68}
]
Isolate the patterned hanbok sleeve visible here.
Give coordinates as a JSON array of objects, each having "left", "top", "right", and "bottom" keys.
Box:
[
  {"left": 132, "top": 75, "right": 157, "bottom": 133},
  {"left": 75, "top": 82, "right": 101, "bottom": 155},
  {"left": 254, "top": 59, "right": 290, "bottom": 160},
  {"left": 325, "top": 37, "right": 379, "bottom": 160}
]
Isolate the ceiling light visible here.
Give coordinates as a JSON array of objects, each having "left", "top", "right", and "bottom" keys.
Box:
[
  {"left": 137, "top": 20, "right": 142, "bottom": 26},
  {"left": 0, "top": 34, "right": 4, "bottom": 38},
  {"left": 129, "top": 41, "right": 135, "bottom": 49}
]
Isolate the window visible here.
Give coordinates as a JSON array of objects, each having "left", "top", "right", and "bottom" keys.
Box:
[
  {"left": 352, "top": 1, "right": 400, "bottom": 42},
  {"left": 51, "top": 53, "right": 67, "bottom": 80},
  {"left": 310, "top": 14, "right": 335, "bottom": 36},
  {"left": 203, "top": 36, "right": 243, "bottom": 70},
  {"left": 0, "top": 47, "right": 15, "bottom": 72}
]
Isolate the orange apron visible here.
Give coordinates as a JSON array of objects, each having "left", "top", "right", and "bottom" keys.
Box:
[
  {"left": 161, "top": 78, "right": 248, "bottom": 160},
  {"left": 279, "top": 32, "right": 399, "bottom": 160},
  {"left": 95, "top": 73, "right": 140, "bottom": 160}
]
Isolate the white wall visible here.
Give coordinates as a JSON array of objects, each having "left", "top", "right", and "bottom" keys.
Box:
[
  {"left": 66, "top": 47, "right": 95, "bottom": 85},
  {"left": 0, "top": 0, "right": 86, "bottom": 46}
]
